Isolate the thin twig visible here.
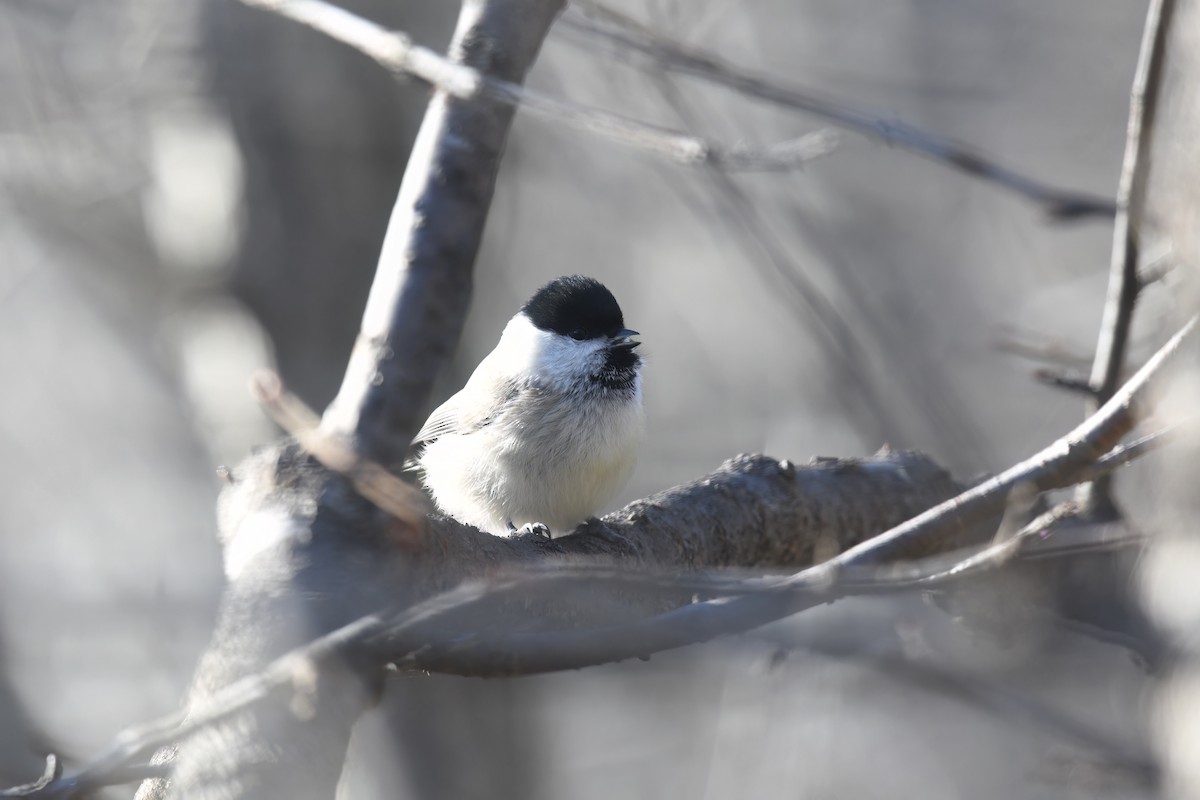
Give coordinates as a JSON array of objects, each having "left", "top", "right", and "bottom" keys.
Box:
[
  {"left": 1076, "top": 0, "right": 1174, "bottom": 517},
  {"left": 251, "top": 370, "right": 427, "bottom": 540},
  {"left": 995, "top": 326, "right": 1094, "bottom": 370},
  {"left": 559, "top": 2, "right": 1117, "bottom": 220},
  {"left": 1077, "top": 426, "right": 1174, "bottom": 483},
  {"left": 1137, "top": 249, "right": 1174, "bottom": 288},
  {"left": 239, "top": 0, "right": 839, "bottom": 172},
  {"left": 1034, "top": 368, "right": 1101, "bottom": 399},
  {"left": 832, "top": 315, "right": 1194, "bottom": 568}
]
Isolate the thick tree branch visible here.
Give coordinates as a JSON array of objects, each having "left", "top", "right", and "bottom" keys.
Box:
[
  {"left": 310, "top": 0, "right": 565, "bottom": 468},
  {"left": 559, "top": 2, "right": 1118, "bottom": 220},
  {"left": 1076, "top": 0, "right": 1174, "bottom": 516}
]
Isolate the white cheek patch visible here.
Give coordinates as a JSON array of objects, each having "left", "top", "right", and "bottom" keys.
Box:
[
  {"left": 501, "top": 314, "right": 604, "bottom": 391},
  {"left": 223, "top": 509, "right": 300, "bottom": 581}
]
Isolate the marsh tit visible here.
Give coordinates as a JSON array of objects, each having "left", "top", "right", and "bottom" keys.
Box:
[{"left": 413, "top": 275, "right": 644, "bottom": 537}]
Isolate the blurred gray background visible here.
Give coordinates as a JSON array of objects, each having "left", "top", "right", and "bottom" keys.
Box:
[{"left": 0, "top": 0, "right": 1172, "bottom": 797}]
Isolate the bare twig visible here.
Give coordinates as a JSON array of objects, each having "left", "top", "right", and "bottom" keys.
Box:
[
  {"left": 1137, "top": 249, "right": 1174, "bottom": 288},
  {"left": 239, "top": 0, "right": 838, "bottom": 172},
  {"left": 559, "top": 2, "right": 1117, "bottom": 220},
  {"left": 1076, "top": 0, "right": 1174, "bottom": 517},
  {"left": 1077, "top": 426, "right": 1174, "bottom": 483},
  {"left": 995, "top": 326, "right": 1094, "bottom": 370},
  {"left": 251, "top": 370, "right": 426, "bottom": 540},
  {"left": 1034, "top": 368, "right": 1101, "bottom": 399},
  {"left": 832, "top": 315, "right": 1194, "bottom": 567}
]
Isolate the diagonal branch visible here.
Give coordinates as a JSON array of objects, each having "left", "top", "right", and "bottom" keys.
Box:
[
  {"left": 558, "top": 2, "right": 1118, "bottom": 220},
  {"left": 831, "top": 314, "right": 1194, "bottom": 567}
]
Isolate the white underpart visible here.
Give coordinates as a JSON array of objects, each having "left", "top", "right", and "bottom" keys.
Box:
[{"left": 419, "top": 313, "right": 644, "bottom": 535}]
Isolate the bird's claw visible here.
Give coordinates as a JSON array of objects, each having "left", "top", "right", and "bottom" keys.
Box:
[{"left": 511, "top": 521, "right": 552, "bottom": 540}]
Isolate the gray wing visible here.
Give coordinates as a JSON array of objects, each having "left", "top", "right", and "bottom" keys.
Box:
[
  {"left": 411, "top": 391, "right": 466, "bottom": 448},
  {"left": 411, "top": 378, "right": 522, "bottom": 449}
]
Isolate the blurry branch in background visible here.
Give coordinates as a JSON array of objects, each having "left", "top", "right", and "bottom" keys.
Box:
[
  {"left": 834, "top": 314, "right": 1195, "bottom": 567},
  {"left": 764, "top": 640, "right": 1158, "bottom": 786},
  {"left": 1075, "top": 0, "right": 1173, "bottom": 518},
  {"left": 1034, "top": 368, "right": 1103, "bottom": 399},
  {"left": 240, "top": 0, "right": 838, "bottom": 173},
  {"left": 644, "top": 64, "right": 904, "bottom": 447},
  {"left": 558, "top": 1, "right": 1118, "bottom": 221},
  {"left": 995, "top": 325, "right": 1095, "bottom": 371}
]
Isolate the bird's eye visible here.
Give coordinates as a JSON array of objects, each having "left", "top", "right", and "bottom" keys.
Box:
[{"left": 570, "top": 328, "right": 586, "bottom": 340}]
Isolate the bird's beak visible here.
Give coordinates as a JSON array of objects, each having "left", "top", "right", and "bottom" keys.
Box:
[{"left": 611, "top": 329, "right": 640, "bottom": 348}]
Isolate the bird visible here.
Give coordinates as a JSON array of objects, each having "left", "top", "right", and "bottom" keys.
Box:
[{"left": 413, "top": 275, "right": 645, "bottom": 537}]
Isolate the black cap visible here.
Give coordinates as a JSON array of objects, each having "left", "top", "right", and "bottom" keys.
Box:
[{"left": 521, "top": 275, "right": 627, "bottom": 341}]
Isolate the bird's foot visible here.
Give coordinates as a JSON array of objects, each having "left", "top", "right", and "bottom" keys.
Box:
[{"left": 507, "top": 520, "right": 552, "bottom": 540}]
